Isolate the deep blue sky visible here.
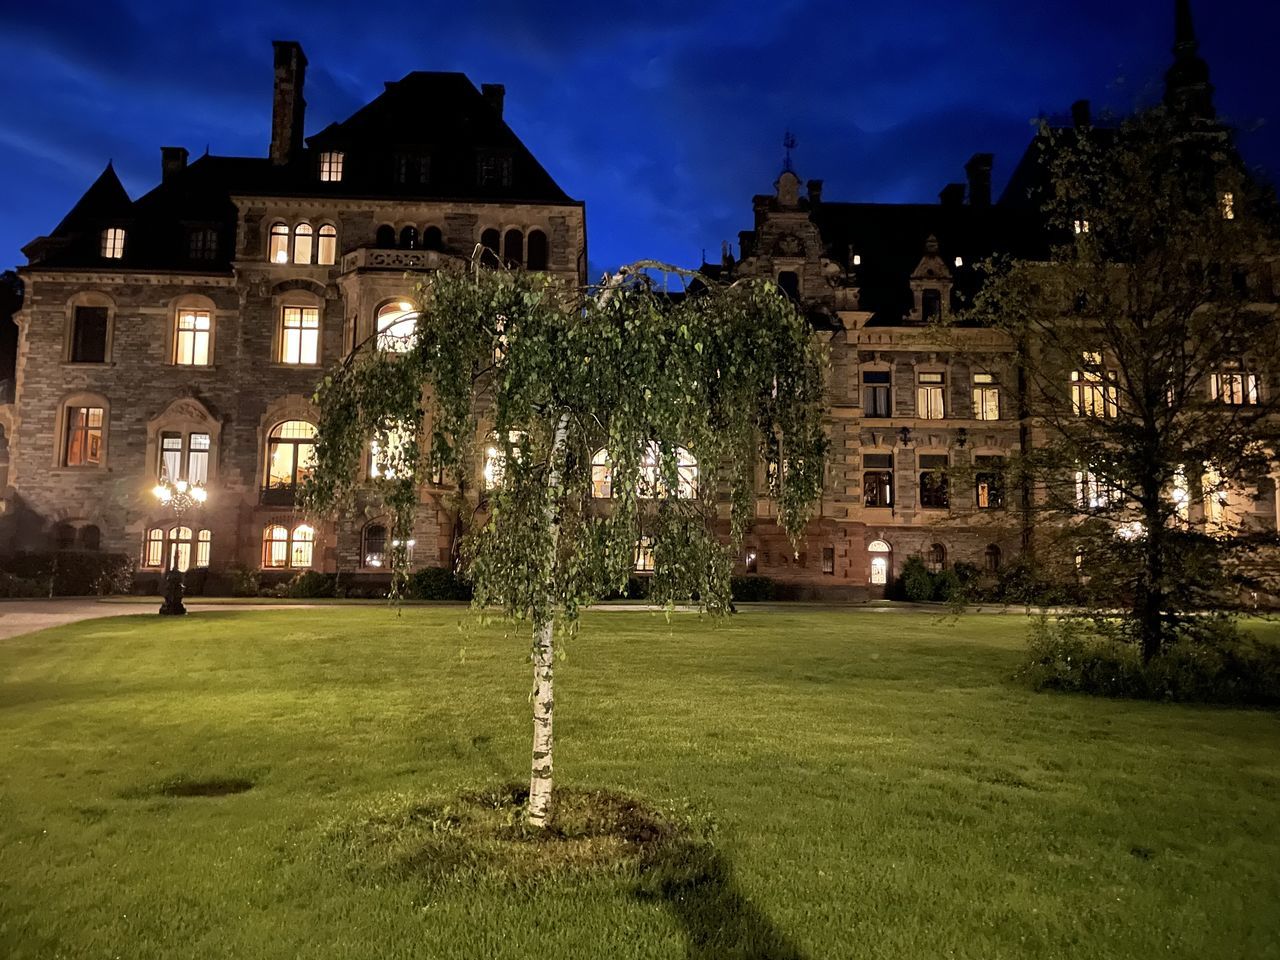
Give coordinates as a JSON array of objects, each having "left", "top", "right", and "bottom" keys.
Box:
[{"left": 1, "top": 0, "right": 1277, "bottom": 276}]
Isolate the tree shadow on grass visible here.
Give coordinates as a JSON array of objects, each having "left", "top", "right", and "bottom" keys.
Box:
[{"left": 636, "top": 838, "right": 808, "bottom": 960}]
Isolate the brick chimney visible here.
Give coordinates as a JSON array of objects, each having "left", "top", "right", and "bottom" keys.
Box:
[
  {"left": 965, "top": 153, "right": 993, "bottom": 207},
  {"left": 269, "top": 40, "right": 308, "bottom": 166},
  {"left": 482, "top": 83, "right": 505, "bottom": 119},
  {"left": 161, "top": 146, "right": 188, "bottom": 183}
]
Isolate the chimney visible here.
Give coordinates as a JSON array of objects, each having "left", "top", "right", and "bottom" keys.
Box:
[
  {"left": 161, "top": 146, "right": 188, "bottom": 183},
  {"left": 806, "top": 179, "right": 823, "bottom": 205},
  {"left": 482, "top": 83, "right": 505, "bottom": 119},
  {"left": 269, "top": 40, "right": 308, "bottom": 166},
  {"left": 1071, "top": 99, "right": 1092, "bottom": 128},
  {"left": 965, "top": 153, "right": 993, "bottom": 207},
  {"left": 939, "top": 182, "right": 965, "bottom": 206}
]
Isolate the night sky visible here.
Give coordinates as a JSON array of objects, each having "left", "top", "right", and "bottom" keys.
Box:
[{"left": 1, "top": 0, "right": 1277, "bottom": 276}]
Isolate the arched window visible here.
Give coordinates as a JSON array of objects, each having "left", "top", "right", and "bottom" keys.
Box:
[
  {"left": 144, "top": 528, "right": 165, "bottom": 568},
  {"left": 526, "top": 230, "right": 548, "bottom": 271},
  {"left": 197, "top": 529, "right": 212, "bottom": 568},
  {"left": 591, "top": 448, "right": 612, "bottom": 499},
  {"left": 376, "top": 301, "right": 419, "bottom": 353},
  {"left": 265, "top": 420, "right": 317, "bottom": 493},
  {"left": 375, "top": 224, "right": 396, "bottom": 248},
  {"left": 317, "top": 224, "right": 337, "bottom": 265},
  {"left": 292, "top": 223, "right": 313, "bottom": 264},
  {"left": 399, "top": 225, "right": 418, "bottom": 250},
  {"left": 142, "top": 526, "right": 211, "bottom": 570},
  {"left": 263, "top": 524, "right": 290, "bottom": 568},
  {"left": 927, "top": 543, "right": 946, "bottom": 573},
  {"left": 638, "top": 444, "right": 698, "bottom": 499},
  {"left": 868, "top": 539, "right": 891, "bottom": 586},
  {"left": 985, "top": 544, "right": 1002, "bottom": 573},
  {"left": 269, "top": 222, "right": 289, "bottom": 263},
  {"left": 362, "top": 523, "right": 388, "bottom": 568},
  {"left": 79, "top": 524, "right": 101, "bottom": 551},
  {"left": 503, "top": 229, "right": 524, "bottom": 268},
  {"left": 422, "top": 225, "right": 443, "bottom": 251},
  {"left": 169, "top": 526, "right": 194, "bottom": 572},
  {"left": 480, "top": 228, "right": 501, "bottom": 267},
  {"left": 291, "top": 524, "right": 315, "bottom": 567}
]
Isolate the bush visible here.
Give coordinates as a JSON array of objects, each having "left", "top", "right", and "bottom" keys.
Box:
[
  {"left": 0, "top": 551, "right": 133, "bottom": 596},
  {"left": 0, "top": 570, "right": 44, "bottom": 598},
  {"left": 898, "top": 556, "right": 934, "bottom": 603},
  {"left": 280, "top": 570, "right": 337, "bottom": 599},
  {"left": 403, "top": 567, "right": 473, "bottom": 601},
  {"left": 730, "top": 575, "right": 777, "bottom": 602},
  {"left": 1015, "top": 616, "right": 1280, "bottom": 706},
  {"left": 225, "top": 564, "right": 260, "bottom": 598}
]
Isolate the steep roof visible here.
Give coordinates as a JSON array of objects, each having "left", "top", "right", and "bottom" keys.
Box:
[{"left": 48, "top": 164, "right": 132, "bottom": 237}]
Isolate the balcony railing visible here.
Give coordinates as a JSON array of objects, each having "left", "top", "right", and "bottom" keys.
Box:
[
  {"left": 260, "top": 485, "right": 299, "bottom": 506},
  {"left": 340, "top": 248, "right": 448, "bottom": 274}
]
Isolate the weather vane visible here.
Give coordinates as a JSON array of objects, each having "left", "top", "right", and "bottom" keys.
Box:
[{"left": 783, "top": 130, "right": 797, "bottom": 172}]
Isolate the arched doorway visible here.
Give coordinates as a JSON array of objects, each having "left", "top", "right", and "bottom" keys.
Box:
[{"left": 868, "top": 539, "right": 891, "bottom": 586}]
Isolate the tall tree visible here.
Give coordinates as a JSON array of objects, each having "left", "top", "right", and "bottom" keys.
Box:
[
  {"left": 966, "top": 107, "right": 1280, "bottom": 659},
  {"left": 303, "top": 262, "right": 827, "bottom": 825}
]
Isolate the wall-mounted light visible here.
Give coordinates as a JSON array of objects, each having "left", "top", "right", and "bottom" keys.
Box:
[{"left": 898, "top": 426, "right": 912, "bottom": 447}]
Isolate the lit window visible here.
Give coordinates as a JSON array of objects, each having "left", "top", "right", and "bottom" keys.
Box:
[
  {"left": 269, "top": 222, "right": 289, "bottom": 263},
  {"left": 100, "top": 228, "right": 125, "bottom": 259},
  {"left": 953, "top": 256, "right": 963, "bottom": 268},
  {"left": 634, "top": 536, "right": 655, "bottom": 572},
  {"left": 1202, "top": 463, "right": 1228, "bottom": 525},
  {"left": 391, "top": 537, "right": 416, "bottom": 566},
  {"left": 916, "top": 371, "right": 945, "bottom": 420},
  {"left": 1073, "top": 219, "right": 1090, "bottom": 235},
  {"left": 70, "top": 306, "right": 108, "bottom": 363},
  {"left": 868, "top": 539, "right": 890, "bottom": 586},
  {"left": 1220, "top": 192, "right": 1235, "bottom": 221},
  {"left": 1071, "top": 353, "right": 1118, "bottom": 418},
  {"left": 591, "top": 448, "right": 612, "bottom": 499},
  {"left": 142, "top": 527, "right": 210, "bottom": 571},
  {"left": 265, "top": 420, "right": 317, "bottom": 492},
  {"left": 1172, "top": 466, "right": 1190, "bottom": 522},
  {"left": 263, "top": 525, "right": 290, "bottom": 568},
  {"left": 972, "top": 373, "right": 1000, "bottom": 421},
  {"left": 281, "top": 306, "right": 320, "bottom": 364},
  {"left": 158, "top": 431, "right": 208, "bottom": 483},
  {"left": 482, "top": 431, "right": 523, "bottom": 490},
  {"left": 376, "top": 301, "right": 419, "bottom": 352},
  {"left": 862, "top": 453, "right": 894, "bottom": 508},
  {"left": 65, "top": 406, "right": 104, "bottom": 466},
  {"left": 638, "top": 443, "right": 698, "bottom": 499},
  {"left": 369, "top": 420, "right": 415, "bottom": 480},
  {"left": 174, "top": 309, "right": 211, "bottom": 365},
  {"left": 291, "top": 524, "right": 315, "bottom": 567},
  {"left": 852, "top": 254, "right": 862, "bottom": 266},
  {"left": 362, "top": 523, "right": 388, "bottom": 568},
  {"left": 1210, "top": 370, "right": 1258, "bottom": 405},
  {"left": 168, "top": 526, "right": 194, "bottom": 573},
  {"left": 317, "top": 224, "right": 337, "bottom": 265},
  {"left": 292, "top": 223, "right": 314, "bottom": 264},
  {"left": 144, "top": 528, "right": 165, "bottom": 567},
  {"left": 318, "top": 151, "right": 344, "bottom": 183},
  {"left": 745, "top": 549, "right": 758, "bottom": 573},
  {"left": 975, "top": 456, "right": 1004, "bottom": 510},
  {"left": 919, "top": 454, "right": 949, "bottom": 509},
  {"left": 1075, "top": 468, "right": 1111, "bottom": 510}
]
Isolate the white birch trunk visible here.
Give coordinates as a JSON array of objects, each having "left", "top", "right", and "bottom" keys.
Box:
[{"left": 527, "top": 412, "right": 570, "bottom": 828}]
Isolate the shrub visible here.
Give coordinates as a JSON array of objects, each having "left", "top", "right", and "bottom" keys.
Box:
[
  {"left": 730, "top": 575, "right": 777, "bottom": 602},
  {"left": 225, "top": 564, "right": 260, "bottom": 598},
  {"left": 0, "top": 551, "right": 133, "bottom": 596},
  {"left": 0, "top": 570, "right": 44, "bottom": 598},
  {"left": 404, "top": 567, "right": 473, "bottom": 601},
  {"left": 1015, "top": 616, "right": 1280, "bottom": 706},
  {"left": 899, "top": 556, "right": 934, "bottom": 603},
  {"left": 931, "top": 568, "right": 962, "bottom": 603},
  {"left": 282, "top": 570, "right": 337, "bottom": 599}
]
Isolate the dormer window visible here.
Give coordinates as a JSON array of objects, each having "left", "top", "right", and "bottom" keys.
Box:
[
  {"left": 476, "top": 153, "right": 512, "bottom": 188},
  {"left": 318, "top": 151, "right": 344, "bottom": 182},
  {"left": 100, "top": 228, "right": 125, "bottom": 259},
  {"left": 953, "top": 256, "right": 963, "bottom": 268},
  {"left": 189, "top": 228, "right": 218, "bottom": 261},
  {"left": 921, "top": 289, "right": 943, "bottom": 322}
]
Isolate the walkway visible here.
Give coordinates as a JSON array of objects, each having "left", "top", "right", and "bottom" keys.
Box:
[{"left": 0, "top": 599, "right": 320, "bottom": 641}]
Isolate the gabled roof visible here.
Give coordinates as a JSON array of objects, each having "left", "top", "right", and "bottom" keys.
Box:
[{"left": 49, "top": 163, "right": 132, "bottom": 237}]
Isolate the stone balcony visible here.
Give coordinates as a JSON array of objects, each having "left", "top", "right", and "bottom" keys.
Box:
[{"left": 339, "top": 247, "right": 453, "bottom": 274}]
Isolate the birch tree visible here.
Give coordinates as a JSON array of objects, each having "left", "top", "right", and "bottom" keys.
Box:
[{"left": 302, "top": 261, "right": 827, "bottom": 826}]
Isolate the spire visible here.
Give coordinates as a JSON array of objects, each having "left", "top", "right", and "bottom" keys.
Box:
[
  {"left": 1164, "top": 0, "right": 1215, "bottom": 119},
  {"left": 782, "top": 130, "right": 797, "bottom": 173},
  {"left": 49, "top": 163, "right": 132, "bottom": 237}
]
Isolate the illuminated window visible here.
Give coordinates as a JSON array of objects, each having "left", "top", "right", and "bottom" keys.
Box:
[
  {"left": 919, "top": 454, "right": 949, "bottom": 509},
  {"left": 196, "top": 529, "right": 212, "bottom": 568},
  {"left": 362, "top": 523, "right": 388, "bottom": 568},
  {"left": 158, "top": 431, "right": 209, "bottom": 484},
  {"left": 745, "top": 549, "right": 758, "bottom": 573},
  {"left": 638, "top": 444, "right": 698, "bottom": 499},
  {"left": 634, "top": 536, "right": 655, "bottom": 572},
  {"left": 376, "top": 301, "right": 419, "bottom": 352},
  {"left": 281, "top": 306, "right": 320, "bottom": 364},
  {"left": 482, "top": 431, "right": 523, "bottom": 490},
  {"left": 261, "top": 523, "right": 312, "bottom": 568},
  {"left": 174, "top": 309, "right": 211, "bottom": 365},
  {"left": 317, "top": 224, "right": 337, "bottom": 265},
  {"left": 1071, "top": 353, "right": 1118, "bottom": 418},
  {"left": 369, "top": 420, "right": 415, "bottom": 479},
  {"left": 916, "top": 371, "right": 945, "bottom": 420},
  {"left": 868, "top": 539, "right": 890, "bottom": 586},
  {"left": 291, "top": 525, "right": 314, "bottom": 567},
  {"left": 142, "top": 527, "right": 211, "bottom": 572},
  {"left": 100, "top": 228, "right": 125, "bottom": 259},
  {"left": 318, "top": 151, "right": 344, "bottom": 182},
  {"left": 972, "top": 373, "right": 1000, "bottom": 421},
  {"left": 65, "top": 406, "right": 104, "bottom": 466},
  {"left": 863, "top": 370, "right": 891, "bottom": 418},
  {"left": 1210, "top": 369, "right": 1258, "bottom": 405},
  {"left": 926, "top": 543, "right": 946, "bottom": 573},
  {"left": 292, "top": 223, "right": 314, "bottom": 264},
  {"left": 975, "top": 456, "right": 1005, "bottom": 510},
  {"left": 1220, "top": 192, "right": 1235, "bottom": 221},
  {"left": 143, "top": 528, "right": 164, "bottom": 568},
  {"left": 70, "top": 306, "right": 108, "bottom": 363},
  {"left": 1172, "top": 466, "right": 1190, "bottom": 522},
  {"left": 591, "top": 448, "right": 612, "bottom": 499},
  {"left": 168, "top": 526, "right": 194, "bottom": 572},
  {"left": 953, "top": 256, "right": 963, "bottom": 268},
  {"left": 863, "top": 453, "right": 894, "bottom": 508},
  {"left": 1074, "top": 468, "right": 1112, "bottom": 510},
  {"left": 269, "top": 222, "right": 289, "bottom": 263},
  {"left": 265, "top": 420, "right": 317, "bottom": 492},
  {"left": 1073, "top": 219, "right": 1090, "bottom": 235}
]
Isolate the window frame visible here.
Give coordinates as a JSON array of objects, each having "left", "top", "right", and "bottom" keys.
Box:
[
  {"left": 318, "top": 151, "right": 345, "bottom": 183},
  {"left": 918, "top": 454, "right": 950, "bottom": 510},
  {"left": 100, "top": 227, "right": 126, "bottom": 260},
  {"left": 862, "top": 369, "right": 892, "bottom": 418},
  {"left": 280, "top": 305, "right": 321, "bottom": 365},
  {"left": 292, "top": 222, "right": 314, "bottom": 265},
  {"left": 916, "top": 370, "right": 946, "bottom": 420},
  {"left": 971, "top": 373, "right": 1000, "bottom": 421},
  {"left": 173, "top": 307, "right": 213, "bottom": 366},
  {"left": 265, "top": 420, "right": 318, "bottom": 493},
  {"left": 862, "top": 452, "right": 895, "bottom": 508},
  {"left": 63, "top": 403, "right": 106, "bottom": 468}
]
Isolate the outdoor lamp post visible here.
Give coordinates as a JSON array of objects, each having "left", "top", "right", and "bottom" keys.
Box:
[{"left": 152, "top": 478, "right": 207, "bottom": 616}]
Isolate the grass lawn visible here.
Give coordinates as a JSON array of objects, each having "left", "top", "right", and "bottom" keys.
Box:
[{"left": 1, "top": 608, "right": 1278, "bottom": 959}]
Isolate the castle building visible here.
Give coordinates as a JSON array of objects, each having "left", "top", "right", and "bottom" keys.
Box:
[{"left": 0, "top": 42, "right": 586, "bottom": 581}]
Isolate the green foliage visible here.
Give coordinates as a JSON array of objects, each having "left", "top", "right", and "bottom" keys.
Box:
[
  {"left": 302, "top": 263, "right": 827, "bottom": 629},
  {"left": 225, "top": 564, "right": 261, "bottom": 598},
  {"left": 279, "top": 570, "right": 338, "bottom": 599},
  {"left": 0, "top": 552, "right": 133, "bottom": 596},
  {"left": 403, "top": 566, "right": 473, "bottom": 601},
  {"left": 1017, "top": 615, "right": 1280, "bottom": 705},
  {"left": 0, "top": 570, "right": 43, "bottom": 597},
  {"left": 898, "top": 556, "right": 934, "bottom": 603},
  {"left": 729, "top": 575, "right": 778, "bottom": 602}
]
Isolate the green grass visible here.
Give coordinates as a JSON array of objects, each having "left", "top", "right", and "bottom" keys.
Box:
[{"left": 1, "top": 608, "right": 1278, "bottom": 959}]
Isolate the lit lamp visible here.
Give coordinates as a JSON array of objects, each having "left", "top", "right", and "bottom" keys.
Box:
[{"left": 152, "top": 477, "right": 208, "bottom": 616}]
